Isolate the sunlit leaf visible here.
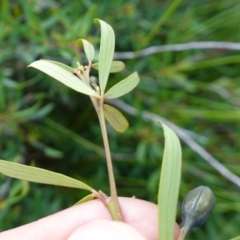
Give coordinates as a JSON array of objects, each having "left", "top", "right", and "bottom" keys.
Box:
[
  {"left": 105, "top": 72, "right": 139, "bottom": 99},
  {"left": 92, "top": 61, "right": 125, "bottom": 73},
  {"left": 158, "top": 123, "right": 182, "bottom": 240},
  {"left": 103, "top": 104, "right": 129, "bottom": 132},
  {"left": 28, "top": 60, "right": 100, "bottom": 98},
  {"left": 76, "top": 39, "right": 95, "bottom": 62},
  {"left": 42, "top": 59, "right": 73, "bottom": 72},
  {"left": 0, "top": 160, "right": 96, "bottom": 192},
  {"left": 94, "top": 19, "right": 115, "bottom": 92}
]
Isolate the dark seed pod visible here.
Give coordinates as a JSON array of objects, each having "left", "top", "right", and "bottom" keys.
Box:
[{"left": 179, "top": 186, "right": 215, "bottom": 239}]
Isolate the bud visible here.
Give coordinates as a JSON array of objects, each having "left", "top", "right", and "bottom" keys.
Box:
[{"left": 179, "top": 186, "right": 215, "bottom": 240}]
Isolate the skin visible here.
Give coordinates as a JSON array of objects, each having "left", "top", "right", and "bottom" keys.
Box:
[{"left": 0, "top": 197, "right": 180, "bottom": 240}]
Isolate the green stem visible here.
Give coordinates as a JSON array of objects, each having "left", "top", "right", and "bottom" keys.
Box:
[
  {"left": 97, "top": 102, "right": 123, "bottom": 221},
  {"left": 139, "top": 0, "right": 182, "bottom": 49},
  {"left": 178, "top": 226, "right": 190, "bottom": 240}
]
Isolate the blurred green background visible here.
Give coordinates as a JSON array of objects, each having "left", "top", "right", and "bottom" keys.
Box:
[{"left": 1, "top": 0, "right": 240, "bottom": 239}]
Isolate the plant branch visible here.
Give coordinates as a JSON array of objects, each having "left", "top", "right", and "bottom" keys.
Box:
[
  {"left": 114, "top": 41, "right": 240, "bottom": 59},
  {"left": 108, "top": 99, "right": 240, "bottom": 188},
  {"left": 96, "top": 102, "right": 123, "bottom": 221}
]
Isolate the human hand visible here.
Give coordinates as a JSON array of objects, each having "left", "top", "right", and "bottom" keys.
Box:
[{"left": 0, "top": 197, "right": 180, "bottom": 240}]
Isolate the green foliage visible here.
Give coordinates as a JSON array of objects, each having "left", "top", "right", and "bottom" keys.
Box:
[
  {"left": 92, "top": 61, "right": 125, "bottom": 73},
  {"left": 1, "top": 0, "right": 240, "bottom": 239},
  {"left": 29, "top": 60, "right": 100, "bottom": 97},
  {"left": 0, "top": 160, "right": 95, "bottom": 192},
  {"left": 105, "top": 72, "right": 139, "bottom": 99},
  {"left": 158, "top": 123, "right": 181, "bottom": 240},
  {"left": 1, "top": 18, "right": 141, "bottom": 222},
  {"left": 103, "top": 104, "right": 129, "bottom": 132},
  {"left": 94, "top": 19, "right": 115, "bottom": 92},
  {"left": 2, "top": 15, "right": 182, "bottom": 237},
  {"left": 230, "top": 237, "right": 240, "bottom": 240},
  {"left": 76, "top": 39, "right": 95, "bottom": 62}
]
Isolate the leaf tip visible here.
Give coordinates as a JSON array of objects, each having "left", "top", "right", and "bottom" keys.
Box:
[
  {"left": 76, "top": 38, "right": 83, "bottom": 46},
  {"left": 27, "top": 61, "right": 37, "bottom": 68},
  {"left": 93, "top": 18, "right": 100, "bottom": 24}
]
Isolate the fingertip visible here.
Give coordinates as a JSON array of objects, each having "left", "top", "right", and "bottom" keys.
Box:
[{"left": 118, "top": 197, "right": 180, "bottom": 240}]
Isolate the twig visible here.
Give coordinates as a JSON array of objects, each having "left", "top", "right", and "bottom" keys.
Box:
[
  {"left": 108, "top": 99, "right": 240, "bottom": 188},
  {"left": 114, "top": 41, "right": 240, "bottom": 59},
  {"left": 210, "top": 85, "right": 240, "bottom": 107}
]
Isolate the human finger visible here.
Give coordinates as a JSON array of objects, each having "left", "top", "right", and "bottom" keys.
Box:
[
  {"left": 0, "top": 197, "right": 180, "bottom": 240},
  {"left": 68, "top": 219, "right": 147, "bottom": 240}
]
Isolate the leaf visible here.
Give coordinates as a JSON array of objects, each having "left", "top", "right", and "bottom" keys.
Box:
[
  {"left": 45, "top": 118, "right": 105, "bottom": 156},
  {"left": 28, "top": 60, "right": 100, "bottom": 98},
  {"left": 230, "top": 237, "right": 240, "bottom": 240},
  {"left": 8, "top": 181, "right": 29, "bottom": 205},
  {"left": 28, "top": 103, "right": 54, "bottom": 120},
  {"left": 103, "top": 104, "right": 129, "bottom": 132},
  {"left": 42, "top": 60, "right": 74, "bottom": 72},
  {"left": 92, "top": 61, "right": 125, "bottom": 73},
  {"left": 158, "top": 123, "right": 182, "bottom": 240},
  {"left": 8, "top": 102, "right": 41, "bottom": 120},
  {"left": 0, "top": 160, "right": 96, "bottom": 193},
  {"left": 0, "top": 181, "right": 29, "bottom": 210},
  {"left": 73, "top": 194, "right": 95, "bottom": 205},
  {"left": 76, "top": 39, "right": 95, "bottom": 62},
  {"left": 105, "top": 72, "right": 140, "bottom": 99},
  {"left": 94, "top": 19, "right": 115, "bottom": 92}
]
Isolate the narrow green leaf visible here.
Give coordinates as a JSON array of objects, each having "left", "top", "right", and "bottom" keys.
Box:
[
  {"left": 0, "top": 160, "right": 95, "bottom": 192},
  {"left": 0, "top": 181, "right": 29, "bottom": 210},
  {"left": 28, "top": 103, "right": 54, "bottom": 120},
  {"left": 94, "top": 19, "right": 115, "bottom": 92},
  {"left": 105, "top": 72, "right": 140, "bottom": 99},
  {"left": 230, "top": 237, "right": 240, "bottom": 240},
  {"left": 158, "top": 123, "right": 182, "bottom": 240},
  {"left": 92, "top": 61, "right": 125, "bottom": 73},
  {"left": 8, "top": 102, "right": 41, "bottom": 120},
  {"left": 103, "top": 104, "right": 129, "bottom": 132},
  {"left": 28, "top": 60, "right": 100, "bottom": 98},
  {"left": 73, "top": 194, "right": 95, "bottom": 205},
  {"left": 76, "top": 39, "right": 95, "bottom": 62},
  {"left": 8, "top": 181, "right": 29, "bottom": 206},
  {"left": 42, "top": 59, "right": 74, "bottom": 72}
]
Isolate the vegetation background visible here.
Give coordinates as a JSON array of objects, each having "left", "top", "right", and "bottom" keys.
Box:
[{"left": 1, "top": 0, "right": 240, "bottom": 239}]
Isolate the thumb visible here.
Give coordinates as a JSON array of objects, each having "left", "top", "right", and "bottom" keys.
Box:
[{"left": 68, "top": 219, "right": 147, "bottom": 240}]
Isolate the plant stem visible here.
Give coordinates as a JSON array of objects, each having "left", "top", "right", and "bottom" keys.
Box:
[
  {"left": 178, "top": 227, "right": 188, "bottom": 240},
  {"left": 138, "top": 0, "right": 182, "bottom": 49},
  {"left": 97, "top": 102, "right": 123, "bottom": 221}
]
